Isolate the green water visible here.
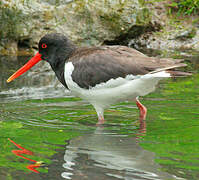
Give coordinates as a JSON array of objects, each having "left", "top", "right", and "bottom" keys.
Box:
[{"left": 0, "top": 55, "right": 198, "bottom": 180}]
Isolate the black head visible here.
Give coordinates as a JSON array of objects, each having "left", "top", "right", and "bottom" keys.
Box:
[
  {"left": 38, "top": 33, "right": 76, "bottom": 67},
  {"left": 7, "top": 33, "right": 76, "bottom": 84}
]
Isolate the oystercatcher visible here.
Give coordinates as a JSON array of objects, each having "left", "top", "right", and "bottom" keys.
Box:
[{"left": 7, "top": 33, "right": 191, "bottom": 125}]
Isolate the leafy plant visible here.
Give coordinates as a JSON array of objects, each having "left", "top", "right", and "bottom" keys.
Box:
[{"left": 169, "top": 0, "right": 199, "bottom": 15}]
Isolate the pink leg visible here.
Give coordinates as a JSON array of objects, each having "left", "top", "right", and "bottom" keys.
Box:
[
  {"left": 136, "top": 98, "right": 147, "bottom": 120},
  {"left": 97, "top": 115, "right": 105, "bottom": 125},
  {"left": 135, "top": 98, "right": 147, "bottom": 134},
  {"left": 94, "top": 106, "right": 105, "bottom": 126}
]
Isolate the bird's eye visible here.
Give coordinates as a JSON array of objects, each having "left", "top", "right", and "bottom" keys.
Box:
[{"left": 42, "top": 43, "right": 47, "bottom": 49}]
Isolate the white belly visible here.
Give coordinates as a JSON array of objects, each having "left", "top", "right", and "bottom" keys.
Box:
[{"left": 64, "top": 62, "right": 170, "bottom": 109}]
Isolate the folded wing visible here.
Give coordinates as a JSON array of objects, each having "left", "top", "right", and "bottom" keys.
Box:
[{"left": 68, "top": 46, "right": 189, "bottom": 89}]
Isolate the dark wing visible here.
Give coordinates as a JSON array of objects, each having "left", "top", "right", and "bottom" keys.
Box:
[{"left": 68, "top": 46, "right": 187, "bottom": 89}]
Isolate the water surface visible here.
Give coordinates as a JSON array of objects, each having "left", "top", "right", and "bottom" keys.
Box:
[{"left": 0, "top": 55, "right": 198, "bottom": 180}]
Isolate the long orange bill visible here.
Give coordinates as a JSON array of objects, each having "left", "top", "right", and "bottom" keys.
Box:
[{"left": 7, "top": 52, "right": 42, "bottom": 83}]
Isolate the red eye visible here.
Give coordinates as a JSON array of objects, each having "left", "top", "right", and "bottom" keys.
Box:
[{"left": 42, "top": 43, "right": 47, "bottom": 48}]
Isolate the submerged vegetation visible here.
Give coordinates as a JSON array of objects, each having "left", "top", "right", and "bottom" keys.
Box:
[
  {"left": 141, "top": 74, "right": 199, "bottom": 179},
  {"left": 0, "top": 1, "right": 199, "bottom": 178},
  {"left": 0, "top": 69, "right": 198, "bottom": 178}
]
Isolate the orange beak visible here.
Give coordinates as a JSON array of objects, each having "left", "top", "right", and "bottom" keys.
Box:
[{"left": 7, "top": 52, "right": 42, "bottom": 83}]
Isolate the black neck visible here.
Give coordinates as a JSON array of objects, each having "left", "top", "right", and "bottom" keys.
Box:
[
  {"left": 49, "top": 44, "right": 76, "bottom": 89},
  {"left": 50, "top": 60, "right": 68, "bottom": 88}
]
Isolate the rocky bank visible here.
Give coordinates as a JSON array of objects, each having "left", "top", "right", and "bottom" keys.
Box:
[{"left": 1, "top": 0, "right": 199, "bottom": 56}]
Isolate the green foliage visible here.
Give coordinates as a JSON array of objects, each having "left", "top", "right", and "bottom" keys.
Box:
[{"left": 169, "top": 0, "right": 199, "bottom": 15}]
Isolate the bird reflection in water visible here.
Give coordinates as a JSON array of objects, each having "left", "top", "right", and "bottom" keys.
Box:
[
  {"left": 61, "top": 122, "right": 177, "bottom": 180},
  {"left": 8, "top": 138, "right": 43, "bottom": 173}
]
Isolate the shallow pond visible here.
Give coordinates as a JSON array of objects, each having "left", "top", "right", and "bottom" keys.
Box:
[{"left": 0, "top": 54, "right": 198, "bottom": 180}]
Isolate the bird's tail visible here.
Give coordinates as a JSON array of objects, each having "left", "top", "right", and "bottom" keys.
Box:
[
  {"left": 166, "top": 70, "right": 192, "bottom": 77},
  {"left": 149, "top": 63, "right": 192, "bottom": 77}
]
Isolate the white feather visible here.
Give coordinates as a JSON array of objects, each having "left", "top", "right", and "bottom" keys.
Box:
[{"left": 64, "top": 62, "right": 170, "bottom": 111}]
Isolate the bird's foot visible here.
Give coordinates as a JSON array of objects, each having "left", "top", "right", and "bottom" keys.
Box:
[
  {"left": 133, "top": 119, "right": 146, "bottom": 135},
  {"left": 96, "top": 115, "right": 105, "bottom": 126},
  {"left": 139, "top": 120, "right": 146, "bottom": 134}
]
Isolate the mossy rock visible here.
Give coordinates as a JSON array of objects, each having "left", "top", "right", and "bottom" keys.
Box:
[{"left": 0, "top": 0, "right": 155, "bottom": 55}]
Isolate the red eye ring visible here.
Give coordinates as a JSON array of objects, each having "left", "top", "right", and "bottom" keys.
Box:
[{"left": 42, "top": 43, "right": 47, "bottom": 48}]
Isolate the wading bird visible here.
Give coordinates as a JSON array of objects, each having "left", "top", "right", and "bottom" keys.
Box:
[{"left": 7, "top": 33, "right": 191, "bottom": 125}]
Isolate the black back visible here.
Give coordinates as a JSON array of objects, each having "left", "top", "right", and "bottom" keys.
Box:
[{"left": 38, "top": 34, "right": 186, "bottom": 89}]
